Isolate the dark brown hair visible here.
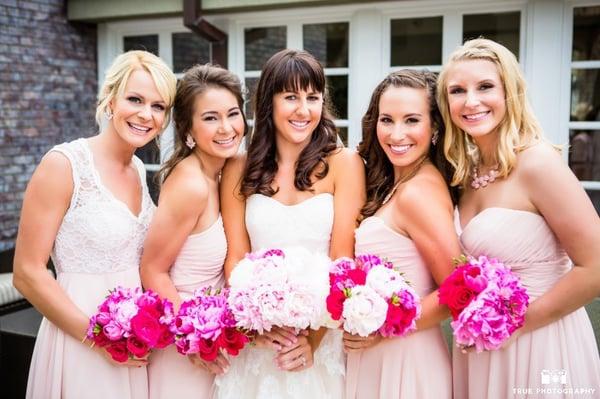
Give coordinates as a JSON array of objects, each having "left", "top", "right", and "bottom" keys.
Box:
[
  {"left": 159, "top": 64, "right": 248, "bottom": 182},
  {"left": 358, "top": 69, "right": 456, "bottom": 218},
  {"left": 240, "top": 49, "right": 339, "bottom": 197}
]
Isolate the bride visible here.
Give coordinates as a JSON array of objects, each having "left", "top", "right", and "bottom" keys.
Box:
[{"left": 215, "top": 49, "right": 365, "bottom": 398}]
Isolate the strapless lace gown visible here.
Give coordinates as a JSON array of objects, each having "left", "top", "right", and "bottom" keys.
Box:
[
  {"left": 26, "top": 138, "right": 154, "bottom": 399},
  {"left": 148, "top": 216, "right": 227, "bottom": 399},
  {"left": 214, "top": 193, "right": 345, "bottom": 399},
  {"left": 346, "top": 216, "right": 452, "bottom": 399},
  {"left": 454, "top": 208, "right": 600, "bottom": 399}
]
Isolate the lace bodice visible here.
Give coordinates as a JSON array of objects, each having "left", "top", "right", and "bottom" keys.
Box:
[
  {"left": 245, "top": 193, "right": 333, "bottom": 255},
  {"left": 50, "top": 139, "right": 155, "bottom": 274}
]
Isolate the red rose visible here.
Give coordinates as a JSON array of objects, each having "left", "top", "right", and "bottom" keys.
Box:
[
  {"left": 126, "top": 335, "right": 149, "bottom": 358},
  {"left": 130, "top": 309, "right": 161, "bottom": 347},
  {"left": 155, "top": 324, "right": 174, "bottom": 349},
  {"left": 198, "top": 338, "right": 219, "bottom": 362},
  {"left": 439, "top": 268, "right": 477, "bottom": 319},
  {"left": 347, "top": 269, "right": 367, "bottom": 285},
  {"left": 217, "top": 328, "right": 249, "bottom": 356},
  {"left": 93, "top": 331, "right": 110, "bottom": 348},
  {"left": 106, "top": 341, "right": 129, "bottom": 363},
  {"left": 326, "top": 289, "right": 346, "bottom": 320}
]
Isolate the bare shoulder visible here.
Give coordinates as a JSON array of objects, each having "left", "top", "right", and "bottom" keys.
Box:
[
  {"left": 395, "top": 164, "right": 453, "bottom": 214},
  {"left": 161, "top": 157, "right": 209, "bottom": 204},
  {"left": 32, "top": 151, "right": 74, "bottom": 191},
  {"left": 328, "top": 147, "right": 363, "bottom": 167},
  {"left": 517, "top": 141, "right": 564, "bottom": 178},
  {"left": 222, "top": 153, "right": 247, "bottom": 180}
]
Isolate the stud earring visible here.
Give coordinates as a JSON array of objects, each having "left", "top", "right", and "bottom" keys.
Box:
[{"left": 185, "top": 133, "right": 196, "bottom": 149}]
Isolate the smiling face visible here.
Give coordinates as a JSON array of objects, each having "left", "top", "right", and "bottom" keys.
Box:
[
  {"left": 272, "top": 87, "right": 323, "bottom": 147},
  {"left": 190, "top": 87, "right": 244, "bottom": 160},
  {"left": 446, "top": 59, "right": 506, "bottom": 142},
  {"left": 108, "top": 68, "right": 167, "bottom": 148},
  {"left": 376, "top": 86, "right": 432, "bottom": 176}
]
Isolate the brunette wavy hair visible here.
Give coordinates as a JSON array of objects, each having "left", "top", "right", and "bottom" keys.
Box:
[
  {"left": 159, "top": 64, "right": 248, "bottom": 182},
  {"left": 240, "top": 49, "right": 339, "bottom": 197},
  {"left": 358, "top": 69, "right": 456, "bottom": 218}
]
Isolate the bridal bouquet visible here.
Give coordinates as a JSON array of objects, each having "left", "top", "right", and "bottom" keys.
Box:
[
  {"left": 326, "top": 254, "right": 421, "bottom": 337},
  {"left": 228, "top": 247, "right": 332, "bottom": 334},
  {"left": 170, "top": 287, "right": 251, "bottom": 361},
  {"left": 86, "top": 287, "right": 174, "bottom": 362},
  {"left": 438, "top": 255, "right": 529, "bottom": 352}
]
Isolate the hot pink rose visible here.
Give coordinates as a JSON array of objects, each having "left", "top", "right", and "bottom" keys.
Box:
[
  {"left": 217, "top": 328, "right": 249, "bottom": 356},
  {"left": 326, "top": 288, "right": 346, "bottom": 320},
  {"left": 130, "top": 309, "right": 161, "bottom": 347},
  {"left": 155, "top": 324, "right": 174, "bottom": 349},
  {"left": 198, "top": 338, "right": 219, "bottom": 361}
]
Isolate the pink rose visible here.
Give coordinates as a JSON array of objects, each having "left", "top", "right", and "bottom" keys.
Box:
[
  {"left": 326, "top": 288, "right": 346, "bottom": 320},
  {"left": 130, "top": 309, "right": 161, "bottom": 347},
  {"left": 155, "top": 325, "right": 174, "bottom": 349}
]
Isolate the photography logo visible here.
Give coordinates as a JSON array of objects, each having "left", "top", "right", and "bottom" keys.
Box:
[{"left": 541, "top": 369, "right": 567, "bottom": 385}]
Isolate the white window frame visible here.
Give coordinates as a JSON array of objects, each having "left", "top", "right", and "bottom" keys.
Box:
[{"left": 561, "top": 0, "right": 600, "bottom": 191}]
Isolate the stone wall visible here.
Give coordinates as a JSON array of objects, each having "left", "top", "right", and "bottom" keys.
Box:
[{"left": 0, "top": 0, "right": 97, "bottom": 252}]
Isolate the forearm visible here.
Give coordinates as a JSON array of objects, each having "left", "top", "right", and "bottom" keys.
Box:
[
  {"left": 13, "top": 265, "right": 89, "bottom": 340},
  {"left": 140, "top": 269, "right": 183, "bottom": 310},
  {"left": 415, "top": 290, "right": 451, "bottom": 331},
  {"left": 522, "top": 265, "right": 600, "bottom": 334}
]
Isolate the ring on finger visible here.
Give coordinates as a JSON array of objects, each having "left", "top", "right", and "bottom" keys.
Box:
[{"left": 300, "top": 355, "right": 307, "bottom": 366}]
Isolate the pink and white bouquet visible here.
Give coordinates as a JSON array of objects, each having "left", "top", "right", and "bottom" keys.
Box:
[
  {"left": 438, "top": 255, "right": 529, "bottom": 352},
  {"left": 169, "top": 287, "right": 251, "bottom": 361},
  {"left": 228, "top": 247, "right": 332, "bottom": 334},
  {"left": 86, "top": 286, "right": 174, "bottom": 362},
  {"left": 326, "top": 254, "right": 421, "bottom": 337}
]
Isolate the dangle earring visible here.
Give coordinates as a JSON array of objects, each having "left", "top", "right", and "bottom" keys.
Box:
[
  {"left": 431, "top": 130, "right": 439, "bottom": 145},
  {"left": 105, "top": 108, "right": 113, "bottom": 120},
  {"left": 185, "top": 133, "right": 196, "bottom": 149}
]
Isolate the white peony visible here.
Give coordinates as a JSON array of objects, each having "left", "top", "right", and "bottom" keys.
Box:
[
  {"left": 342, "top": 285, "right": 388, "bottom": 337},
  {"left": 366, "top": 265, "right": 409, "bottom": 300}
]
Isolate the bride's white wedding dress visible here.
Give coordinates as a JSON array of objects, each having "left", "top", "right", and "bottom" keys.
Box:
[{"left": 214, "top": 193, "right": 345, "bottom": 399}]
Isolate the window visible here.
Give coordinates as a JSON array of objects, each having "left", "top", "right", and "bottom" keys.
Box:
[
  {"left": 567, "top": 5, "right": 600, "bottom": 213},
  {"left": 463, "top": 11, "right": 520, "bottom": 59},
  {"left": 390, "top": 16, "right": 443, "bottom": 68}
]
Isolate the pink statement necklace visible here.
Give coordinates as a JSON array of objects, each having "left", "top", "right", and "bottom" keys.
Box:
[{"left": 471, "top": 164, "right": 499, "bottom": 189}]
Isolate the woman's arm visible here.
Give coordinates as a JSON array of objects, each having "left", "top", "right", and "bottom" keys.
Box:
[
  {"left": 221, "top": 155, "right": 251, "bottom": 282},
  {"left": 140, "top": 162, "right": 207, "bottom": 311},
  {"left": 329, "top": 148, "right": 366, "bottom": 259},
  {"left": 516, "top": 143, "right": 600, "bottom": 334},
  {"left": 12, "top": 152, "right": 144, "bottom": 366}
]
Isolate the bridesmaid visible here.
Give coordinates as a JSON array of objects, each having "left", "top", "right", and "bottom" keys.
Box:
[
  {"left": 215, "top": 49, "right": 365, "bottom": 399},
  {"left": 140, "top": 64, "right": 247, "bottom": 399},
  {"left": 13, "top": 50, "right": 176, "bottom": 399},
  {"left": 343, "top": 70, "right": 458, "bottom": 398},
  {"left": 438, "top": 38, "right": 600, "bottom": 398}
]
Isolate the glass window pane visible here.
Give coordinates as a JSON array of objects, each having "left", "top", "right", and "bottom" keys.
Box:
[
  {"left": 569, "top": 130, "right": 600, "bottom": 181},
  {"left": 303, "top": 22, "right": 349, "bottom": 68},
  {"left": 570, "top": 69, "right": 600, "bottom": 122},
  {"left": 245, "top": 27, "right": 287, "bottom": 71},
  {"left": 337, "top": 127, "right": 348, "bottom": 147},
  {"left": 391, "top": 17, "right": 442, "bottom": 66},
  {"left": 463, "top": 12, "right": 520, "bottom": 59},
  {"left": 585, "top": 190, "right": 600, "bottom": 215},
  {"left": 172, "top": 32, "right": 210, "bottom": 73},
  {"left": 573, "top": 6, "right": 600, "bottom": 61},
  {"left": 123, "top": 35, "right": 159, "bottom": 55},
  {"left": 327, "top": 75, "right": 348, "bottom": 120},
  {"left": 135, "top": 140, "right": 160, "bottom": 165},
  {"left": 244, "top": 77, "right": 259, "bottom": 119}
]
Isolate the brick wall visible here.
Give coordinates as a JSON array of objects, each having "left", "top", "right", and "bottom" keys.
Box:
[{"left": 0, "top": 0, "right": 97, "bottom": 252}]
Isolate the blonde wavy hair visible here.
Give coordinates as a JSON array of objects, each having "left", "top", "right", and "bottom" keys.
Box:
[
  {"left": 437, "top": 38, "right": 546, "bottom": 188},
  {"left": 95, "top": 50, "right": 177, "bottom": 130}
]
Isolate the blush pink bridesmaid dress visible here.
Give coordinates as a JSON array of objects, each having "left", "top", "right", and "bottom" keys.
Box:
[
  {"left": 148, "top": 215, "right": 227, "bottom": 399},
  {"left": 454, "top": 207, "right": 600, "bottom": 399},
  {"left": 346, "top": 216, "right": 452, "bottom": 399}
]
